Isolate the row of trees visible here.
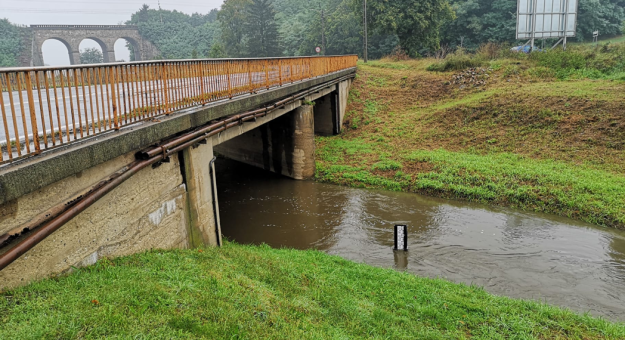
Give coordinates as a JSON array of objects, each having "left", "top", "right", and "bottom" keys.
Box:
[
  {"left": 1, "top": 0, "right": 624, "bottom": 67},
  {"left": 442, "top": 0, "right": 625, "bottom": 49},
  {"left": 130, "top": 0, "right": 625, "bottom": 60},
  {"left": 0, "top": 19, "right": 25, "bottom": 67}
]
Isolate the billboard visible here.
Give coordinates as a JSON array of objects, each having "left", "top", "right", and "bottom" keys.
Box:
[{"left": 517, "top": 0, "right": 578, "bottom": 39}]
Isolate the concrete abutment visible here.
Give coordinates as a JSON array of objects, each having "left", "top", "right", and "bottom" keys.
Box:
[{"left": 214, "top": 104, "right": 316, "bottom": 180}]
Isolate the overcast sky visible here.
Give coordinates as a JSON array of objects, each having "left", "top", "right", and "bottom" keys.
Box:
[{"left": 1, "top": 0, "right": 224, "bottom": 65}]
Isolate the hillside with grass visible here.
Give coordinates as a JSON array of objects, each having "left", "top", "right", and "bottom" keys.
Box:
[
  {"left": 316, "top": 42, "right": 625, "bottom": 229},
  {"left": 1, "top": 243, "right": 624, "bottom": 339}
]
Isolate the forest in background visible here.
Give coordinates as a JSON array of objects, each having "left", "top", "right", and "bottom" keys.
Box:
[{"left": 1, "top": 0, "right": 624, "bottom": 66}]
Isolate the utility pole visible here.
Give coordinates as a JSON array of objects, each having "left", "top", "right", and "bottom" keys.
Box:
[{"left": 363, "top": 0, "right": 368, "bottom": 63}]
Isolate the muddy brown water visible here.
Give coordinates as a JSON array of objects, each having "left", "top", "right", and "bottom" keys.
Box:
[{"left": 216, "top": 159, "right": 625, "bottom": 321}]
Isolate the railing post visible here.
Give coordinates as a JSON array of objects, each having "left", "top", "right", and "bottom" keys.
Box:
[
  {"left": 4, "top": 73, "right": 22, "bottom": 157},
  {"left": 226, "top": 61, "right": 233, "bottom": 99},
  {"left": 24, "top": 72, "right": 41, "bottom": 154},
  {"left": 109, "top": 66, "right": 119, "bottom": 130},
  {"left": 264, "top": 59, "right": 269, "bottom": 89},
  {"left": 279, "top": 59, "right": 283, "bottom": 86},
  {"left": 162, "top": 62, "right": 170, "bottom": 114},
  {"left": 247, "top": 60, "right": 254, "bottom": 94}
]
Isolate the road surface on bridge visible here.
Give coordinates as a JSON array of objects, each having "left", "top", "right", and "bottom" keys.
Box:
[{"left": 1, "top": 72, "right": 273, "bottom": 144}]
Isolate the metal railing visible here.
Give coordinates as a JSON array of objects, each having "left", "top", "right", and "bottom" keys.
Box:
[{"left": 0, "top": 55, "right": 358, "bottom": 165}]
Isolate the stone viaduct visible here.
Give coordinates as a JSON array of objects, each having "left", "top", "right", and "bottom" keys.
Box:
[
  {"left": 29, "top": 25, "right": 159, "bottom": 66},
  {"left": 0, "top": 63, "right": 354, "bottom": 289}
]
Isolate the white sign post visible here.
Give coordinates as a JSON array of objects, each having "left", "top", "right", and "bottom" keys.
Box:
[{"left": 517, "top": 0, "right": 578, "bottom": 51}]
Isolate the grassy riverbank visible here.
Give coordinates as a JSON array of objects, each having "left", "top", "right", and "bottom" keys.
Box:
[
  {"left": 1, "top": 243, "right": 624, "bottom": 339},
  {"left": 316, "top": 44, "right": 625, "bottom": 229}
]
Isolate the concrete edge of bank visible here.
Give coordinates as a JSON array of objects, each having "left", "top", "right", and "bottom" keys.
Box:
[{"left": 0, "top": 69, "right": 356, "bottom": 205}]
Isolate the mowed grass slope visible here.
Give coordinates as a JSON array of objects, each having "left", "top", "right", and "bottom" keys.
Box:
[
  {"left": 316, "top": 54, "right": 625, "bottom": 229},
  {"left": 1, "top": 243, "right": 624, "bottom": 339}
]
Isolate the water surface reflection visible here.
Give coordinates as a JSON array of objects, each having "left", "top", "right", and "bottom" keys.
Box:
[{"left": 217, "top": 159, "right": 625, "bottom": 321}]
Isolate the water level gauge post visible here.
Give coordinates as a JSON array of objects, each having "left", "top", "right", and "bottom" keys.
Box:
[{"left": 394, "top": 225, "right": 408, "bottom": 251}]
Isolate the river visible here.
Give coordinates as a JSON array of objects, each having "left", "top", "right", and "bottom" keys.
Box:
[{"left": 216, "top": 158, "right": 625, "bottom": 321}]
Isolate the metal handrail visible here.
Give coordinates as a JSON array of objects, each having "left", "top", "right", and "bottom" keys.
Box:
[{"left": 0, "top": 55, "right": 358, "bottom": 164}]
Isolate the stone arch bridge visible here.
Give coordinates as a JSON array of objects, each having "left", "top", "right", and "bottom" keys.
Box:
[{"left": 30, "top": 25, "right": 159, "bottom": 66}]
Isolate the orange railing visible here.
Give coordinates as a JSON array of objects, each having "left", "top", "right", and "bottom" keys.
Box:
[{"left": 0, "top": 55, "right": 358, "bottom": 164}]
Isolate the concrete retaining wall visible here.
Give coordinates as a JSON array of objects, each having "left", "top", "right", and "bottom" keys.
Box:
[{"left": 0, "top": 152, "right": 191, "bottom": 289}]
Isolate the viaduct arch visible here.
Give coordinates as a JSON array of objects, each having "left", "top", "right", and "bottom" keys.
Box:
[{"left": 30, "top": 25, "right": 159, "bottom": 66}]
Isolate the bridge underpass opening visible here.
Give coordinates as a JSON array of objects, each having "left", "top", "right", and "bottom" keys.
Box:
[
  {"left": 78, "top": 39, "right": 105, "bottom": 64},
  {"left": 114, "top": 38, "right": 135, "bottom": 62},
  {"left": 41, "top": 39, "right": 71, "bottom": 66},
  {"left": 213, "top": 88, "right": 342, "bottom": 181}
]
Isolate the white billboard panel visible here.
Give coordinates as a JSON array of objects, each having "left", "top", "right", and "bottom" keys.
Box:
[{"left": 517, "top": 0, "right": 578, "bottom": 39}]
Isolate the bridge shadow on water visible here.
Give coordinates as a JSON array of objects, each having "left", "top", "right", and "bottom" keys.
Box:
[{"left": 216, "top": 157, "right": 625, "bottom": 322}]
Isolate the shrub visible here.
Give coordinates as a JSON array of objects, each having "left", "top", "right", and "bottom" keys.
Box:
[
  {"left": 427, "top": 52, "right": 485, "bottom": 72},
  {"left": 477, "top": 42, "right": 501, "bottom": 60},
  {"left": 386, "top": 46, "right": 410, "bottom": 61},
  {"left": 529, "top": 44, "right": 625, "bottom": 79}
]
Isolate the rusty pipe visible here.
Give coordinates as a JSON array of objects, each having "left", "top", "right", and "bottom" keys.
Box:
[
  {"left": 0, "top": 157, "right": 162, "bottom": 271},
  {"left": 0, "top": 171, "right": 126, "bottom": 247}
]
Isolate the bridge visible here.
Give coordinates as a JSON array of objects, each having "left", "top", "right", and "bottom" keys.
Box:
[
  {"left": 0, "top": 56, "right": 357, "bottom": 288},
  {"left": 28, "top": 25, "right": 159, "bottom": 66}
]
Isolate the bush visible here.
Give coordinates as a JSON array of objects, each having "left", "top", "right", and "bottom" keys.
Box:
[
  {"left": 385, "top": 46, "right": 410, "bottom": 61},
  {"left": 477, "top": 42, "right": 501, "bottom": 60},
  {"left": 427, "top": 51, "right": 485, "bottom": 72},
  {"left": 530, "top": 44, "right": 625, "bottom": 79}
]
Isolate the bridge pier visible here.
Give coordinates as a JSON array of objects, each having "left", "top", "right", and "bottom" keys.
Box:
[
  {"left": 214, "top": 104, "right": 316, "bottom": 180},
  {"left": 106, "top": 50, "right": 116, "bottom": 63},
  {"left": 180, "top": 142, "right": 222, "bottom": 248},
  {"left": 70, "top": 50, "right": 81, "bottom": 65}
]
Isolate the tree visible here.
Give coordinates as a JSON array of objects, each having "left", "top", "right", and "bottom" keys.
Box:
[
  {"left": 128, "top": 7, "right": 221, "bottom": 59},
  {"left": 576, "top": 0, "right": 625, "bottom": 41},
  {"left": 442, "top": 0, "right": 517, "bottom": 49},
  {"left": 136, "top": 4, "right": 150, "bottom": 23},
  {"left": 208, "top": 43, "right": 228, "bottom": 58},
  {"left": 0, "top": 19, "right": 24, "bottom": 67},
  {"left": 80, "top": 48, "right": 104, "bottom": 64},
  {"left": 351, "top": 0, "right": 455, "bottom": 56},
  {"left": 218, "top": 0, "right": 252, "bottom": 57},
  {"left": 441, "top": 0, "right": 625, "bottom": 48},
  {"left": 245, "top": 0, "right": 282, "bottom": 57}
]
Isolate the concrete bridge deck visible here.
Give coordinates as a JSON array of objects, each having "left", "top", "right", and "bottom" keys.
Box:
[{"left": 0, "top": 56, "right": 356, "bottom": 289}]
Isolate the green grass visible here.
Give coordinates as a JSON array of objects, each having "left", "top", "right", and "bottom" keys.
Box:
[
  {"left": 325, "top": 54, "right": 625, "bottom": 230},
  {"left": 1, "top": 243, "right": 624, "bottom": 339},
  {"left": 316, "top": 139, "right": 625, "bottom": 229}
]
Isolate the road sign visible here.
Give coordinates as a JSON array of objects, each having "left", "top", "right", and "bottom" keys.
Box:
[
  {"left": 593, "top": 31, "right": 599, "bottom": 38},
  {"left": 315, "top": 47, "right": 321, "bottom": 53}
]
